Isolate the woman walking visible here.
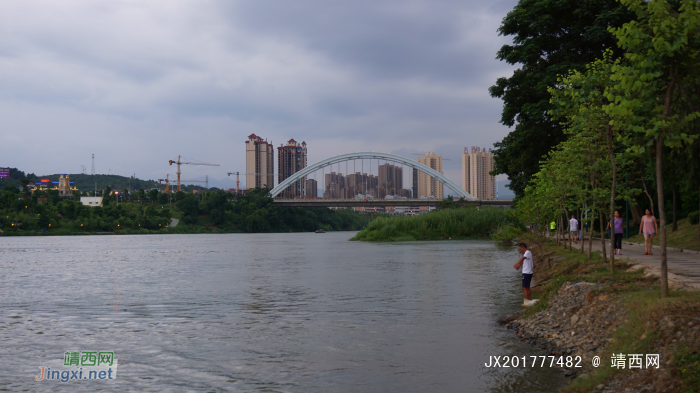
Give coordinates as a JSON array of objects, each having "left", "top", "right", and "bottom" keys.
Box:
[
  {"left": 606, "top": 211, "right": 624, "bottom": 255},
  {"left": 639, "top": 208, "right": 658, "bottom": 255}
]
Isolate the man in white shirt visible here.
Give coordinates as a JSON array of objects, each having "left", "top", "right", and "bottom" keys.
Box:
[
  {"left": 569, "top": 215, "right": 579, "bottom": 244},
  {"left": 513, "top": 243, "right": 534, "bottom": 302}
]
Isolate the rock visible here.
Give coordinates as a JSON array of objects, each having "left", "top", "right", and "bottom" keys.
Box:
[
  {"left": 571, "top": 315, "right": 579, "bottom": 324},
  {"left": 556, "top": 340, "right": 564, "bottom": 347},
  {"left": 597, "top": 384, "right": 605, "bottom": 389}
]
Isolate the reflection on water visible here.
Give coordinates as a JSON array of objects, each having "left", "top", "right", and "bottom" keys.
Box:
[{"left": 0, "top": 233, "right": 566, "bottom": 392}]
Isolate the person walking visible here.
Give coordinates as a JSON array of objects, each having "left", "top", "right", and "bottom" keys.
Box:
[
  {"left": 569, "top": 215, "right": 578, "bottom": 244},
  {"left": 513, "top": 243, "right": 534, "bottom": 305},
  {"left": 549, "top": 220, "right": 556, "bottom": 237},
  {"left": 639, "top": 208, "right": 658, "bottom": 255},
  {"left": 606, "top": 211, "right": 624, "bottom": 255},
  {"left": 577, "top": 217, "right": 582, "bottom": 240}
]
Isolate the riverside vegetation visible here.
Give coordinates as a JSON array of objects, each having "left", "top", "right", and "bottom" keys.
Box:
[
  {"left": 350, "top": 206, "right": 520, "bottom": 242},
  {"left": 503, "top": 235, "right": 700, "bottom": 392},
  {"left": 0, "top": 186, "right": 374, "bottom": 235}
]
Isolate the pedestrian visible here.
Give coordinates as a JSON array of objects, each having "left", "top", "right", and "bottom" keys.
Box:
[
  {"left": 577, "top": 217, "right": 582, "bottom": 240},
  {"left": 549, "top": 220, "right": 556, "bottom": 237},
  {"left": 569, "top": 215, "right": 578, "bottom": 244},
  {"left": 639, "top": 209, "right": 658, "bottom": 255},
  {"left": 606, "top": 211, "right": 624, "bottom": 255},
  {"left": 513, "top": 242, "right": 534, "bottom": 305}
]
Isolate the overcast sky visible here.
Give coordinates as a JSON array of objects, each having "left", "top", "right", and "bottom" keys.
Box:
[{"left": 1, "top": 0, "right": 518, "bottom": 193}]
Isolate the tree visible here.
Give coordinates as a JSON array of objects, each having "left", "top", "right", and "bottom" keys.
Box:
[
  {"left": 490, "top": 0, "right": 634, "bottom": 197},
  {"left": 608, "top": 0, "right": 700, "bottom": 297}
]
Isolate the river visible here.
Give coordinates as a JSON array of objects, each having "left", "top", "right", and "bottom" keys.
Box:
[{"left": 0, "top": 232, "right": 566, "bottom": 392}]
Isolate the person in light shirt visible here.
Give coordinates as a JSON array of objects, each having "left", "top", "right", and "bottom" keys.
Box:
[
  {"left": 569, "top": 215, "right": 579, "bottom": 244},
  {"left": 513, "top": 243, "right": 534, "bottom": 303}
]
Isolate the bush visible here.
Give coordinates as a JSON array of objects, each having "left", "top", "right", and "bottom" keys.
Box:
[
  {"left": 351, "top": 207, "right": 519, "bottom": 241},
  {"left": 689, "top": 211, "right": 699, "bottom": 225},
  {"left": 491, "top": 224, "right": 524, "bottom": 246}
]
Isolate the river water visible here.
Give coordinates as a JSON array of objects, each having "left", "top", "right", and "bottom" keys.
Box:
[{"left": 0, "top": 232, "right": 566, "bottom": 392}]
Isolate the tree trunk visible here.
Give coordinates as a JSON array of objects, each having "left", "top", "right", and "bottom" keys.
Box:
[
  {"left": 656, "top": 137, "right": 668, "bottom": 298},
  {"left": 600, "top": 212, "right": 607, "bottom": 265},
  {"left": 642, "top": 179, "right": 655, "bottom": 218},
  {"left": 564, "top": 208, "right": 570, "bottom": 250},
  {"left": 580, "top": 208, "right": 585, "bottom": 254},
  {"left": 606, "top": 124, "right": 617, "bottom": 273},
  {"left": 672, "top": 185, "right": 677, "bottom": 232},
  {"left": 588, "top": 209, "right": 593, "bottom": 260},
  {"left": 657, "top": 64, "right": 676, "bottom": 299}
]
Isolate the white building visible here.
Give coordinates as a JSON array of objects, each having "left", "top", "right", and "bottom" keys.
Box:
[{"left": 80, "top": 197, "right": 103, "bottom": 207}]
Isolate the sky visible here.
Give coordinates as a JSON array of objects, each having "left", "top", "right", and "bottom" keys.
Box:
[{"left": 1, "top": 0, "right": 519, "bottom": 196}]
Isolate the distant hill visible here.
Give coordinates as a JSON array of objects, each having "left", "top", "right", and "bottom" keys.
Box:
[
  {"left": 0, "top": 168, "right": 161, "bottom": 192},
  {"left": 43, "top": 173, "right": 161, "bottom": 192}
]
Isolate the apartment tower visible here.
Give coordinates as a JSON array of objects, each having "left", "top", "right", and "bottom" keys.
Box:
[
  {"left": 245, "top": 134, "right": 274, "bottom": 189},
  {"left": 416, "top": 152, "right": 443, "bottom": 199},
  {"left": 462, "top": 146, "right": 496, "bottom": 200},
  {"left": 277, "top": 139, "right": 307, "bottom": 198}
]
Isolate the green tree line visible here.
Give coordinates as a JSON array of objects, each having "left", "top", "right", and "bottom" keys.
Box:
[{"left": 514, "top": 0, "right": 700, "bottom": 298}]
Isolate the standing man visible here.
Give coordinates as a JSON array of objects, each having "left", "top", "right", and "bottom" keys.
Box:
[
  {"left": 577, "top": 216, "right": 582, "bottom": 240},
  {"left": 569, "top": 215, "right": 579, "bottom": 244},
  {"left": 549, "top": 220, "right": 556, "bottom": 237},
  {"left": 513, "top": 243, "right": 534, "bottom": 305}
]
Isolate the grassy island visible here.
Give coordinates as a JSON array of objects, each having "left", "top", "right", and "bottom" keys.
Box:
[{"left": 350, "top": 207, "right": 519, "bottom": 242}]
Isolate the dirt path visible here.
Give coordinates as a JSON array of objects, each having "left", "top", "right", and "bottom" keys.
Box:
[{"left": 579, "top": 237, "right": 700, "bottom": 289}]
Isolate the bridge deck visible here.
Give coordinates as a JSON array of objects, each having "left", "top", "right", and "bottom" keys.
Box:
[{"left": 272, "top": 199, "right": 513, "bottom": 208}]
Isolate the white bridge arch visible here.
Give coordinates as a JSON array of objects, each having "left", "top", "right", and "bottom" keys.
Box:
[{"left": 269, "top": 151, "right": 475, "bottom": 200}]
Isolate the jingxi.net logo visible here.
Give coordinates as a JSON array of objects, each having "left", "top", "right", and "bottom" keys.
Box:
[{"left": 36, "top": 351, "right": 118, "bottom": 382}]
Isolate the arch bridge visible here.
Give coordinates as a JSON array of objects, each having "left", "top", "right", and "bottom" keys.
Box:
[{"left": 269, "top": 151, "right": 475, "bottom": 200}]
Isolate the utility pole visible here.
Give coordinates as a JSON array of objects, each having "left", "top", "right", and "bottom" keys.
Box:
[{"left": 91, "top": 154, "right": 95, "bottom": 175}]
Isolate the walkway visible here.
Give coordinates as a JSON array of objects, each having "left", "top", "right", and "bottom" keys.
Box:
[
  {"left": 169, "top": 218, "right": 179, "bottom": 227},
  {"left": 577, "top": 238, "right": 700, "bottom": 289}
]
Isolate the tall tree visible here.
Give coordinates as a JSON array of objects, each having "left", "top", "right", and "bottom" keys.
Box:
[
  {"left": 609, "top": 0, "right": 700, "bottom": 297},
  {"left": 489, "top": 0, "right": 633, "bottom": 197}
]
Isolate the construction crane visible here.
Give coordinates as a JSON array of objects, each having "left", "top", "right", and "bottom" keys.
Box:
[
  {"left": 159, "top": 175, "right": 209, "bottom": 193},
  {"left": 169, "top": 155, "right": 219, "bottom": 192},
  {"left": 227, "top": 172, "right": 240, "bottom": 195},
  {"left": 227, "top": 172, "right": 276, "bottom": 194},
  {"left": 410, "top": 153, "right": 451, "bottom": 161}
]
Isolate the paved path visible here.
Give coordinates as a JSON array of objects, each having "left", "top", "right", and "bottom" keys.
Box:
[
  {"left": 169, "top": 218, "right": 179, "bottom": 227},
  {"left": 573, "top": 237, "right": 700, "bottom": 289}
]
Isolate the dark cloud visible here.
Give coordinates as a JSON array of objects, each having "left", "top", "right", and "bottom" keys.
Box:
[{"left": 0, "top": 0, "right": 518, "bottom": 188}]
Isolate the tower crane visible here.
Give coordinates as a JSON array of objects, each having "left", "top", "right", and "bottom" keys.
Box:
[
  {"left": 227, "top": 172, "right": 276, "bottom": 194},
  {"left": 227, "top": 172, "right": 240, "bottom": 195},
  {"left": 168, "top": 155, "right": 219, "bottom": 192},
  {"left": 159, "top": 175, "right": 209, "bottom": 193}
]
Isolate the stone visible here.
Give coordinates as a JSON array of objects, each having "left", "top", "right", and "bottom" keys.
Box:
[
  {"left": 597, "top": 384, "right": 605, "bottom": 389},
  {"left": 556, "top": 340, "right": 564, "bottom": 347},
  {"left": 571, "top": 315, "right": 579, "bottom": 324}
]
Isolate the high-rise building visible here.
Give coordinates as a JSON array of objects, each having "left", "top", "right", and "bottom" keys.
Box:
[
  {"left": 462, "top": 146, "right": 496, "bottom": 200},
  {"left": 277, "top": 139, "right": 307, "bottom": 198},
  {"left": 378, "top": 163, "right": 403, "bottom": 197},
  {"left": 305, "top": 179, "right": 318, "bottom": 198},
  {"left": 245, "top": 134, "right": 274, "bottom": 189},
  {"left": 416, "top": 152, "right": 443, "bottom": 199}
]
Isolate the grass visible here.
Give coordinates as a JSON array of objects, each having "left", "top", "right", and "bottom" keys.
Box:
[
  {"left": 350, "top": 207, "right": 518, "bottom": 242},
  {"left": 513, "top": 234, "right": 700, "bottom": 392},
  {"left": 625, "top": 217, "right": 700, "bottom": 252}
]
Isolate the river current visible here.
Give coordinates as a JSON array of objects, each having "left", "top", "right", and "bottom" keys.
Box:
[{"left": 0, "top": 232, "right": 566, "bottom": 392}]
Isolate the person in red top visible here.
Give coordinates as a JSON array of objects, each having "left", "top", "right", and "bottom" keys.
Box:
[{"left": 639, "top": 208, "right": 658, "bottom": 255}]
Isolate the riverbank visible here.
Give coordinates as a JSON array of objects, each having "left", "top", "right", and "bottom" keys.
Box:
[
  {"left": 502, "top": 239, "right": 700, "bottom": 392},
  {"left": 350, "top": 206, "right": 518, "bottom": 241}
]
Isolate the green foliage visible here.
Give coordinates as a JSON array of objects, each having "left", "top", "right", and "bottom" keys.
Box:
[
  {"left": 489, "top": 0, "right": 634, "bottom": 197},
  {"left": 0, "top": 186, "right": 374, "bottom": 235},
  {"left": 351, "top": 207, "right": 519, "bottom": 242},
  {"left": 689, "top": 211, "right": 699, "bottom": 226},
  {"left": 491, "top": 224, "right": 524, "bottom": 244}
]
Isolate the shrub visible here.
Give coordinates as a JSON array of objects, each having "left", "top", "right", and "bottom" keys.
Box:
[{"left": 689, "top": 211, "right": 699, "bottom": 225}]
